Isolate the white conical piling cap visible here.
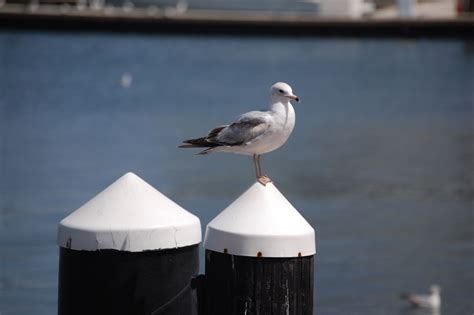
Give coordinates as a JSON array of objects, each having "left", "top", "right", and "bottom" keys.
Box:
[
  {"left": 58, "top": 172, "right": 201, "bottom": 252},
  {"left": 204, "top": 182, "right": 315, "bottom": 258}
]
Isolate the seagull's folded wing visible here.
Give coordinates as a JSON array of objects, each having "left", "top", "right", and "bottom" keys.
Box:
[
  {"left": 216, "top": 111, "right": 270, "bottom": 146},
  {"left": 408, "top": 294, "right": 433, "bottom": 307}
]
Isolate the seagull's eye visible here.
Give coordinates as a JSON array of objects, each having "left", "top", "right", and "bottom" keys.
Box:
[{"left": 279, "top": 89, "right": 284, "bottom": 93}]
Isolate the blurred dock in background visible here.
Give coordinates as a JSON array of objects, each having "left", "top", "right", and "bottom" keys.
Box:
[{"left": 0, "top": 0, "right": 473, "bottom": 36}]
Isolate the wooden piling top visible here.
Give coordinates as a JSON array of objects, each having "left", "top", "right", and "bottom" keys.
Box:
[
  {"left": 204, "top": 181, "right": 316, "bottom": 258},
  {"left": 58, "top": 172, "right": 202, "bottom": 252}
]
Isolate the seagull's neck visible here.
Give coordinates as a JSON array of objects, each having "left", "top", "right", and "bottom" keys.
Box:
[
  {"left": 269, "top": 101, "right": 292, "bottom": 115},
  {"left": 269, "top": 101, "right": 295, "bottom": 127}
]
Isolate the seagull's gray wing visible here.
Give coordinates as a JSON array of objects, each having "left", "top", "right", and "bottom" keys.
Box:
[
  {"left": 407, "top": 294, "right": 432, "bottom": 307},
  {"left": 215, "top": 111, "right": 271, "bottom": 146}
]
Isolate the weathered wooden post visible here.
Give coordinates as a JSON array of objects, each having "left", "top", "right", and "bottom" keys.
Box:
[
  {"left": 203, "top": 181, "right": 316, "bottom": 314},
  {"left": 57, "top": 172, "right": 202, "bottom": 315}
]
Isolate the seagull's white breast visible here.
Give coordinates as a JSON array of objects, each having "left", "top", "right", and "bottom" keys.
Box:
[{"left": 238, "top": 102, "right": 295, "bottom": 155}]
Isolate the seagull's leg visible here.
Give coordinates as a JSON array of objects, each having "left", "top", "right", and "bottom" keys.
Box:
[
  {"left": 253, "top": 154, "right": 261, "bottom": 178},
  {"left": 256, "top": 154, "right": 262, "bottom": 177},
  {"left": 256, "top": 154, "right": 272, "bottom": 186}
]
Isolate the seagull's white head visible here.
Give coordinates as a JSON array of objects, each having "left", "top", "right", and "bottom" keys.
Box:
[
  {"left": 270, "top": 82, "right": 299, "bottom": 104},
  {"left": 429, "top": 285, "right": 441, "bottom": 295}
]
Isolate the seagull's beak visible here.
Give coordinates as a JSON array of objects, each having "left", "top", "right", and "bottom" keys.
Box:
[{"left": 288, "top": 94, "right": 300, "bottom": 102}]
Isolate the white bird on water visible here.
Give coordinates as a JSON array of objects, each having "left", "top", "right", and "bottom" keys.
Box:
[
  {"left": 179, "top": 82, "right": 299, "bottom": 186},
  {"left": 401, "top": 285, "right": 441, "bottom": 309}
]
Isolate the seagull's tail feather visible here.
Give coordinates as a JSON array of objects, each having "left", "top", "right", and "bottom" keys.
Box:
[
  {"left": 196, "top": 148, "right": 215, "bottom": 155},
  {"left": 178, "top": 144, "right": 198, "bottom": 148},
  {"left": 178, "top": 141, "right": 217, "bottom": 155},
  {"left": 178, "top": 137, "right": 222, "bottom": 153},
  {"left": 179, "top": 125, "right": 228, "bottom": 150},
  {"left": 178, "top": 137, "right": 210, "bottom": 148}
]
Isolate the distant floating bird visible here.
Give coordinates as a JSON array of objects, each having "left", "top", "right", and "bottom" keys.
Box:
[
  {"left": 120, "top": 73, "right": 133, "bottom": 88},
  {"left": 401, "top": 284, "right": 441, "bottom": 309},
  {"left": 179, "top": 82, "right": 299, "bottom": 186}
]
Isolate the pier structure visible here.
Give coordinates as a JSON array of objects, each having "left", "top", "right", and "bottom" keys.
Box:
[
  {"left": 0, "top": 1, "right": 473, "bottom": 37},
  {"left": 56, "top": 174, "right": 317, "bottom": 314}
]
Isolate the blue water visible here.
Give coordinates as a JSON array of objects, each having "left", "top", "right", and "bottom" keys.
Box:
[{"left": 0, "top": 32, "right": 473, "bottom": 314}]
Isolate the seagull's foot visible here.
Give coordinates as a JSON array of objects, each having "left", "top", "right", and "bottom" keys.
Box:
[{"left": 257, "top": 175, "right": 272, "bottom": 186}]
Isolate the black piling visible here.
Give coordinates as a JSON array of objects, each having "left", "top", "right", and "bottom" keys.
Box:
[
  {"left": 204, "top": 250, "right": 314, "bottom": 315},
  {"left": 58, "top": 245, "right": 199, "bottom": 315}
]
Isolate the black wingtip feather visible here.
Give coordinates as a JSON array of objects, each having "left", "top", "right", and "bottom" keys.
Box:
[{"left": 179, "top": 137, "right": 209, "bottom": 148}]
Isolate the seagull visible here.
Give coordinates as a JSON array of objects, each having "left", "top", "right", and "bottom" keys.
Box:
[
  {"left": 179, "top": 82, "right": 299, "bottom": 186},
  {"left": 400, "top": 285, "right": 441, "bottom": 309}
]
